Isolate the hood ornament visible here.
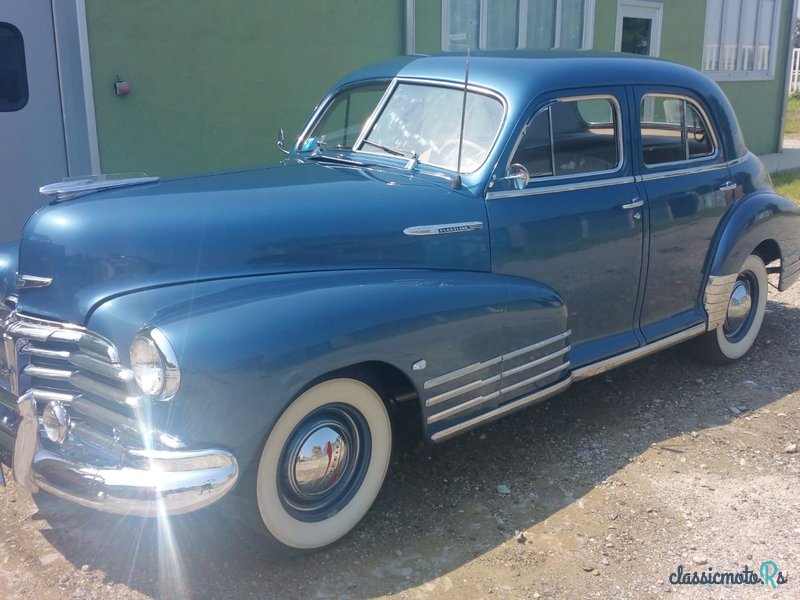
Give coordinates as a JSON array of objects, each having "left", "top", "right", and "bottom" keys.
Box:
[{"left": 14, "top": 273, "right": 52, "bottom": 289}]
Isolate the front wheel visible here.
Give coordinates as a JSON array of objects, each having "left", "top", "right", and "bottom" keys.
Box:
[
  {"left": 254, "top": 378, "right": 392, "bottom": 550},
  {"left": 695, "top": 254, "right": 768, "bottom": 364}
]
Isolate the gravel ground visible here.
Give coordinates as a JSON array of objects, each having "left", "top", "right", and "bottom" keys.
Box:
[{"left": 1, "top": 279, "right": 798, "bottom": 599}]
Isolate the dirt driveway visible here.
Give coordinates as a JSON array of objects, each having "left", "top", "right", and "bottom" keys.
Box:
[{"left": 1, "top": 282, "right": 798, "bottom": 599}]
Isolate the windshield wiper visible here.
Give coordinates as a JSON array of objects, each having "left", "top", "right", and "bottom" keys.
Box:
[
  {"left": 307, "top": 153, "right": 368, "bottom": 167},
  {"left": 361, "top": 140, "right": 418, "bottom": 169}
]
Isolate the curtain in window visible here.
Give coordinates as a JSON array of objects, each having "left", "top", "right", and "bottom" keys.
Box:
[
  {"left": 560, "top": 0, "right": 585, "bottom": 50},
  {"left": 702, "top": 0, "right": 777, "bottom": 74},
  {"left": 448, "top": 0, "right": 480, "bottom": 50},
  {"left": 486, "top": 0, "right": 519, "bottom": 50},
  {"left": 524, "top": 0, "right": 557, "bottom": 50}
]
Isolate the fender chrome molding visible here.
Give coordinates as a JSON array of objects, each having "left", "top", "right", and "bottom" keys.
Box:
[
  {"left": 403, "top": 221, "right": 484, "bottom": 236},
  {"left": 430, "top": 324, "right": 707, "bottom": 442},
  {"left": 704, "top": 274, "right": 738, "bottom": 330}
]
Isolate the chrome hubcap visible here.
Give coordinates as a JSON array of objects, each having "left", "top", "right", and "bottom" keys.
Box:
[
  {"left": 723, "top": 273, "right": 756, "bottom": 342},
  {"left": 278, "top": 404, "right": 370, "bottom": 522},
  {"left": 291, "top": 424, "right": 350, "bottom": 498}
]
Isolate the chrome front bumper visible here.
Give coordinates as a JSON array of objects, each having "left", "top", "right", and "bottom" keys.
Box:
[{"left": 9, "top": 392, "right": 239, "bottom": 517}]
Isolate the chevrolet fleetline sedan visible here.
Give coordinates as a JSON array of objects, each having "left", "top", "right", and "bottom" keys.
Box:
[{"left": 1, "top": 53, "right": 798, "bottom": 551}]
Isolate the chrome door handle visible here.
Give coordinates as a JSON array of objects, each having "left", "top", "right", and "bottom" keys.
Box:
[
  {"left": 719, "top": 181, "right": 737, "bottom": 192},
  {"left": 620, "top": 198, "right": 644, "bottom": 209}
]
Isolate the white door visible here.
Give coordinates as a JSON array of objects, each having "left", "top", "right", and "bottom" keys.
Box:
[
  {"left": 615, "top": 0, "right": 663, "bottom": 57},
  {"left": 0, "top": 1, "right": 68, "bottom": 244}
]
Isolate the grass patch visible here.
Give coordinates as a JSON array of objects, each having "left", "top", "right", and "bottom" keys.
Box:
[
  {"left": 772, "top": 168, "right": 800, "bottom": 205},
  {"left": 785, "top": 95, "right": 800, "bottom": 135}
]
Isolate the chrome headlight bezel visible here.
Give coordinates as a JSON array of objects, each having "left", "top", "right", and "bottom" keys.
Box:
[{"left": 130, "top": 326, "right": 180, "bottom": 401}]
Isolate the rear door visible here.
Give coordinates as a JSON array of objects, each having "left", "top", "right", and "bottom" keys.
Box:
[
  {"left": 0, "top": 2, "right": 68, "bottom": 244},
  {"left": 632, "top": 87, "right": 732, "bottom": 341}
]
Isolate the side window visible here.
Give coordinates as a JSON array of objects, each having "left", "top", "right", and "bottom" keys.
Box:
[
  {"left": 640, "top": 94, "right": 715, "bottom": 166},
  {"left": 0, "top": 22, "right": 28, "bottom": 112},
  {"left": 511, "top": 96, "right": 620, "bottom": 180}
]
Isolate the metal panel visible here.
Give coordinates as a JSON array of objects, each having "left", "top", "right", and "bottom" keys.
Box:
[{"left": 0, "top": 1, "right": 68, "bottom": 244}]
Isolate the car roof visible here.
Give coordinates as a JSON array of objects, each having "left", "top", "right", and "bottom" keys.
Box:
[{"left": 335, "top": 52, "right": 747, "bottom": 160}]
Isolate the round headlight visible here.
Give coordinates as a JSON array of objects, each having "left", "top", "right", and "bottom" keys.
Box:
[
  {"left": 130, "top": 335, "right": 165, "bottom": 396},
  {"left": 129, "top": 327, "right": 181, "bottom": 401}
]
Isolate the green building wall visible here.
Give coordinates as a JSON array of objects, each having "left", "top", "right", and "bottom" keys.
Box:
[
  {"left": 85, "top": 0, "right": 404, "bottom": 177},
  {"left": 86, "top": 0, "right": 792, "bottom": 177}
]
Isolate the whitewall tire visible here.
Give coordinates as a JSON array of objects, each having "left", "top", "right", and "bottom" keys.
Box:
[{"left": 254, "top": 378, "right": 391, "bottom": 550}]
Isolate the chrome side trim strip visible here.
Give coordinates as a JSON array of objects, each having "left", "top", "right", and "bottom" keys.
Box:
[
  {"left": 427, "top": 389, "right": 501, "bottom": 424},
  {"left": 501, "top": 330, "right": 571, "bottom": 361},
  {"left": 704, "top": 273, "right": 738, "bottom": 330},
  {"left": 498, "top": 361, "right": 570, "bottom": 396},
  {"left": 423, "top": 356, "right": 502, "bottom": 390},
  {"left": 427, "top": 347, "right": 569, "bottom": 414},
  {"left": 572, "top": 324, "right": 706, "bottom": 381},
  {"left": 431, "top": 377, "right": 572, "bottom": 442},
  {"left": 486, "top": 177, "right": 634, "bottom": 200},
  {"left": 636, "top": 161, "right": 727, "bottom": 182},
  {"left": 426, "top": 373, "right": 501, "bottom": 407},
  {"left": 403, "top": 221, "right": 484, "bottom": 236},
  {"left": 424, "top": 330, "right": 571, "bottom": 389},
  {"left": 501, "top": 346, "right": 570, "bottom": 378}
]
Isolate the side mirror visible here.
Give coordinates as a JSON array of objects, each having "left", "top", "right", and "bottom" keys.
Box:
[
  {"left": 506, "top": 163, "right": 530, "bottom": 190},
  {"left": 277, "top": 128, "right": 290, "bottom": 155}
]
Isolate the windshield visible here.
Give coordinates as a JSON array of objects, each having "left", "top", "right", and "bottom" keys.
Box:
[{"left": 302, "top": 81, "right": 505, "bottom": 174}]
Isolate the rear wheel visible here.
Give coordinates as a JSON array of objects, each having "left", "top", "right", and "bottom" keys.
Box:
[
  {"left": 253, "top": 378, "right": 391, "bottom": 550},
  {"left": 695, "top": 254, "right": 768, "bottom": 364}
]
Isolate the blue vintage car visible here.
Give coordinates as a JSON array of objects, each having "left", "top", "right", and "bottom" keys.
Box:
[{"left": 1, "top": 53, "right": 798, "bottom": 551}]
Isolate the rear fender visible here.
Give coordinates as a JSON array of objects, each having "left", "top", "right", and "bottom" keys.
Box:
[{"left": 708, "top": 191, "right": 800, "bottom": 279}]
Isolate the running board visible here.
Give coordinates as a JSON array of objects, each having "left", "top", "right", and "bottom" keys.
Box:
[{"left": 430, "top": 324, "right": 706, "bottom": 443}]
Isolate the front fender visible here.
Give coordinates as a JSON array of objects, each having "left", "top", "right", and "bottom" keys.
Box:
[
  {"left": 88, "top": 269, "right": 567, "bottom": 466},
  {"left": 708, "top": 191, "right": 800, "bottom": 278}
]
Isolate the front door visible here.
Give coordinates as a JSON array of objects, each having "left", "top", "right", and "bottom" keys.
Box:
[
  {"left": 0, "top": 1, "right": 68, "bottom": 244},
  {"left": 487, "top": 88, "right": 644, "bottom": 367}
]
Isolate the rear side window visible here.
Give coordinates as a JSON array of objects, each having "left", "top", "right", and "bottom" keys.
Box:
[
  {"left": 0, "top": 22, "right": 28, "bottom": 112},
  {"left": 511, "top": 96, "right": 621, "bottom": 180},
  {"left": 640, "top": 95, "right": 715, "bottom": 166}
]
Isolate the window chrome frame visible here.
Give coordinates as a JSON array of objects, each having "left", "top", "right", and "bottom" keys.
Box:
[
  {"left": 498, "top": 93, "right": 625, "bottom": 189},
  {"left": 296, "top": 76, "right": 509, "bottom": 177},
  {"left": 638, "top": 92, "right": 720, "bottom": 170}
]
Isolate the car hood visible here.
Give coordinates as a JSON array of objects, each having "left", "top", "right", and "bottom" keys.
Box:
[{"left": 16, "top": 161, "right": 489, "bottom": 323}]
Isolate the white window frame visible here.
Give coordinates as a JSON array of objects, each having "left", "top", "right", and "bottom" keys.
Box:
[
  {"left": 614, "top": 0, "right": 663, "bottom": 57},
  {"left": 441, "top": 0, "right": 595, "bottom": 52},
  {"left": 701, "top": 0, "right": 783, "bottom": 81}
]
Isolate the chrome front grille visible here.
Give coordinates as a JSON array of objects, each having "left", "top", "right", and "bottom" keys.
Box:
[
  {"left": 3, "top": 312, "right": 146, "bottom": 442},
  {"left": 9, "top": 314, "right": 140, "bottom": 406}
]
